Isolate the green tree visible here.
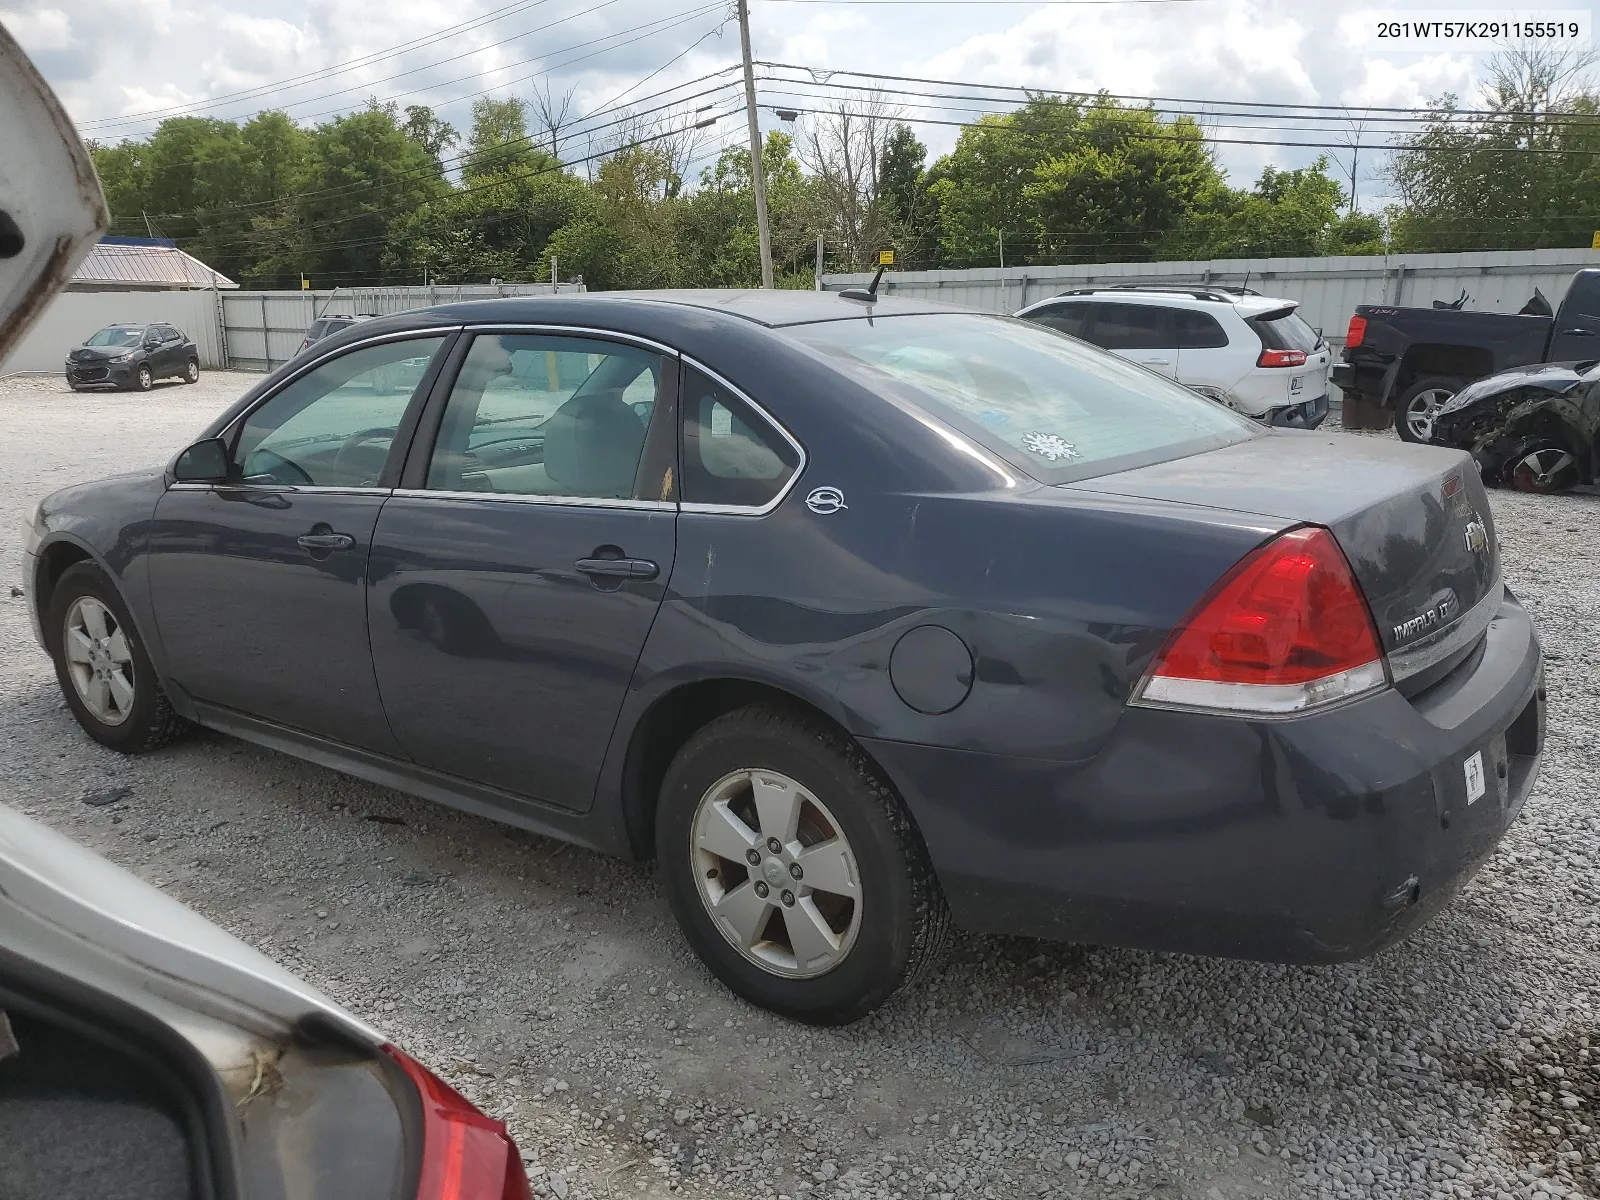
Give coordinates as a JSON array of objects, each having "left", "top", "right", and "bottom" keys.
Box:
[
  {"left": 678, "top": 132, "right": 817, "bottom": 286},
  {"left": 876, "top": 123, "right": 937, "bottom": 267},
  {"left": 401, "top": 105, "right": 459, "bottom": 167},
  {"left": 1169, "top": 158, "right": 1349, "bottom": 259},
  {"left": 283, "top": 103, "right": 450, "bottom": 285},
  {"left": 1388, "top": 49, "right": 1600, "bottom": 251},
  {"left": 462, "top": 97, "right": 538, "bottom": 181},
  {"left": 1023, "top": 100, "right": 1226, "bottom": 262},
  {"left": 926, "top": 95, "right": 1088, "bottom": 266},
  {"left": 386, "top": 155, "right": 590, "bottom": 283}
]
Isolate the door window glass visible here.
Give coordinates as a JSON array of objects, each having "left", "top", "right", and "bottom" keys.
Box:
[
  {"left": 1088, "top": 303, "right": 1174, "bottom": 350},
  {"left": 1175, "top": 310, "right": 1229, "bottom": 349},
  {"left": 1028, "top": 303, "right": 1091, "bottom": 338},
  {"left": 233, "top": 336, "right": 446, "bottom": 487},
  {"left": 680, "top": 367, "right": 800, "bottom": 509},
  {"left": 425, "top": 333, "right": 663, "bottom": 500}
]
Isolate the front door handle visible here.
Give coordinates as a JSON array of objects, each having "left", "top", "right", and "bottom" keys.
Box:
[
  {"left": 297, "top": 531, "right": 355, "bottom": 551},
  {"left": 575, "top": 557, "right": 659, "bottom": 580}
]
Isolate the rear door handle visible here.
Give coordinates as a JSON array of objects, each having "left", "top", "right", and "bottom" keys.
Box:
[
  {"left": 575, "top": 557, "right": 659, "bottom": 580},
  {"left": 1137, "top": 357, "right": 1171, "bottom": 365},
  {"left": 1561, "top": 327, "right": 1598, "bottom": 335},
  {"left": 297, "top": 532, "right": 355, "bottom": 551}
]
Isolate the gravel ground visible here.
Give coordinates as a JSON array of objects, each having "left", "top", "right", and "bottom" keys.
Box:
[{"left": 2, "top": 374, "right": 1597, "bottom": 1200}]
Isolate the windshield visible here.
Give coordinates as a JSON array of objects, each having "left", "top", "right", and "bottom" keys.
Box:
[
  {"left": 787, "top": 313, "right": 1254, "bottom": 481},
  {"left": 85, "top": 327, "right": 143, "bottom": 348}
]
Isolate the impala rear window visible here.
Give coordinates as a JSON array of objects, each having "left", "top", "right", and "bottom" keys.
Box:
[{"left": 788, "top": 313, "right": 1254, "bottom": 481}]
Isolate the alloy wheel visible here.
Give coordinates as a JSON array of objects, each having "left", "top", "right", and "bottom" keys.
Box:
[
  {"left": 690, "top": 768, "right": 862, "bottom": 978},
  {"left": 1404, "top": 388, "right": 1452, "bottom": 441},
  {"left": 63, "top": 596, "right": 136, "bottom": 726},
  {"left": 185, "top": 360, "right": 199, "bottom": 383}
]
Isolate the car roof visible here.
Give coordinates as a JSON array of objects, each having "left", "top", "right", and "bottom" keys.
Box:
[{"left": 570, "top": 289, "right": 973, "bottom": 327}]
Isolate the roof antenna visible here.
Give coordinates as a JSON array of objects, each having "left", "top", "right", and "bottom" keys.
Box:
[{"left": 839, "top": 264, "right": 886, "bottom": 304}]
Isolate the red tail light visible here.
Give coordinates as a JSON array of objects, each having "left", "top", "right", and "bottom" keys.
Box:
[
  {"left": 383, "top": 1045, "right": 533, "bottom": 1200},
  {"left": 1133, "top": 526, "right": 1387, "bottom": 716},
  {"left": 1256, "top": 348, "right": 1308, "bottom": 368},
  {"left": 1345, "top": 315, "right": 1366, "bottom": 348}
]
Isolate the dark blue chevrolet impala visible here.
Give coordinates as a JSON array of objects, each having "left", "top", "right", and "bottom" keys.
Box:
[{"left": 23, "top": 291, "right": 1544, "bottom": 1023}]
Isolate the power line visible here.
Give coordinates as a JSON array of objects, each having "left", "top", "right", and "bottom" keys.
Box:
[
  {"left": 80, "top": 0, "right": 559, "bottom": 128},
  {"left": 91, "top": 0, "right": 697, "bottom": 136},
  {"left": 758, "top": 60, "right": 1600, "bottom": 123},
  {"left": 271, "top": 3, "right": 729, "bottom": 134}
]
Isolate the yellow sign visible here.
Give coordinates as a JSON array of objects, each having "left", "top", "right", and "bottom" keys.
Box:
[
  {"left": 1592, "top": 231, "right": 1600, "bottom": 250},
  {"left": 878, "top": 249, "right": 895, "bottom": 265},
  {"left": 301, "top": 276, "right": 310, "bottom": 290}
]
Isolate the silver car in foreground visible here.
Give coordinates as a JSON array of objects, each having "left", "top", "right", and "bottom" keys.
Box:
[{"left": 0, "top": 25, "right": 528, "bottom": 1200}]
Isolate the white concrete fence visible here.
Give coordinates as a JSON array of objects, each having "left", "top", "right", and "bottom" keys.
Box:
[
  {"left": 3, "top": 282, "right": 583, "bottom": 377},
  {"left": 822, "top": 246, "right": 1600, "bottom": 350}
]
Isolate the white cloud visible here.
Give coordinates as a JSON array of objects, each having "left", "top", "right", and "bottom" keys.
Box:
[{"left": 2, "top": 7, "right": 74, "bottom": 52}]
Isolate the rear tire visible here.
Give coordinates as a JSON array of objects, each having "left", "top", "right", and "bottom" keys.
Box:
[
  {"left": 184, "top": 358, "right": 199, "bottom": 384},
  {"left": 656, "top": 704, "right": 949, "bottom": 1025},
  {"left": 1394, "top": 376, "right": 1462, "bottom": 443},
  {"left": 46, "top": 562, "right": 193, "bottom": 753}
]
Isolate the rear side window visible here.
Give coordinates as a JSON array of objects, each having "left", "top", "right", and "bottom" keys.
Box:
[
  {"left": 1175, "top": 310, "right": 1229, "bottom": 349},
  {"left": 680, "top": 367, "right": 801, "bottom": 510},
  {"left": 1087, "top": 303, "right": 1174, "bottom": 350},
  {"left": 1028, "top": 303, "right": 1090, "bottom": 338},
  {"left": 1251, "top": 310, "right": 1319, "bottom": 352}
]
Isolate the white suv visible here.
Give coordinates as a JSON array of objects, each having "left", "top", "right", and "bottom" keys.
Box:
[{"left": 1015, "top": 286, "right": 1331, "bottom": 428}]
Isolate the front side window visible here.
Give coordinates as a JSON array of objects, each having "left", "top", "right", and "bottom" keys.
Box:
[
  {"left": 680, "top": 367, "right": 800, "bottom": 509},
  {"left": 425, "top": 333, "right": 663, "bottom": 500},
  {"left": 233, "top": 336, "right": 447, "bottom": 487},
  {"left": 788, "top": 313, "right": 1253, "bottom": 482}
]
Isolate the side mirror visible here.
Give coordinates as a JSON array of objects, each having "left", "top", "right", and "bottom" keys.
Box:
[{"left": 173, "top": 437, "right": 230, "bottom": 483}]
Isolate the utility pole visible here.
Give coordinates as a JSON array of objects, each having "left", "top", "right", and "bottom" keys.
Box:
[
  {"left": 815, "top": 234, "right": 824, "bottom": 290},
  {"left": 737, "top": 0, "right": 774, "bottom": 288}
]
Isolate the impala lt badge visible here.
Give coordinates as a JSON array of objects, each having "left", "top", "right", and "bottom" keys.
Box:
[
  {"left": 805, "top": 486, "right": 847, "bottom": 514},
  {"left": 1393, "top": 593, "right": 1461, "bottom": 643}
]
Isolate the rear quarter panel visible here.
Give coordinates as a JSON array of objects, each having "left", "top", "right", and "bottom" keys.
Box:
[{"left": 625, "top": 320, "right": 1286, "bottom": 765}]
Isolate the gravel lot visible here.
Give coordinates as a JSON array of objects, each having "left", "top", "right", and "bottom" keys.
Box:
[{"left": 2, "top": 371, "right": 1597, "bottom": 1200}]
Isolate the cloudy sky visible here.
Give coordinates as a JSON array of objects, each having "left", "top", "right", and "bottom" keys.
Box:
[{"left": 4, "top": 0, "right": 1590, "bottom": 200}]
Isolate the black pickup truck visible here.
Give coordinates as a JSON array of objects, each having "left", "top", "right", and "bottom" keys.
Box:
[{"left": 1331, "top": 267, "right": 1600, "bottom": 442}]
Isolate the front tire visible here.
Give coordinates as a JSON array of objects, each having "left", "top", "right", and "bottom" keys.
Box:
[
  {"left": 656, "top": 704, "right": 949, "bottom": 1024},
  {"left": 1394, "top": 376, "right": 1462, "bottom": 443},
  {"left": 46, "top": 562, "right": 192, "bottom": 753},
  {"left": 133, "top": 364, "right": 153, "bottom": 392},
  {"left": 184, "top": 358, "right": 199, "bottom": 384}
]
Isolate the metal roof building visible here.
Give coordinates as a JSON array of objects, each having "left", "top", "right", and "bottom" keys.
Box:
[{"left": 69, "top": 236, "right": 238, "bottom": 291}]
